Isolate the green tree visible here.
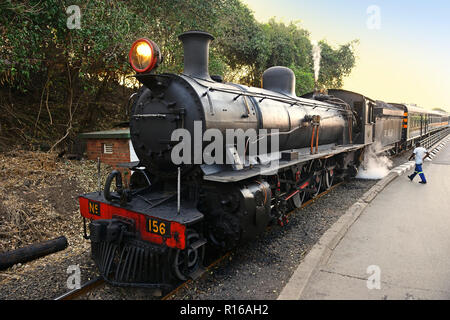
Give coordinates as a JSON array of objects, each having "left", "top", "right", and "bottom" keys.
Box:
[
  {"left": 0, "top": 0, "right": 358, "bottom": 150},
  {"left": 290, "top": 65, "right": 315, "bottom": 96},
  {"left": 317, "top": 40, "right": 359, "bottom": 89},
  {"left": 0, "top": 0, "right": 232, "bottom": 149}
]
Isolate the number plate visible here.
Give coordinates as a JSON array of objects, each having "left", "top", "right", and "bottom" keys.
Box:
[
  {"left": 88, "top": 200, "right": 101, "bottom": 216},
  {"left": 146, "top": 218, "right": 171, "bottom": 237}
]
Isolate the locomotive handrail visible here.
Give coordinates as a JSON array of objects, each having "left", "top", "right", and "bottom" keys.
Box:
[
  {"left": 104, "top": 170, "right": 128, "bottom": 204},
  {"left": 183, "top": 74, "right": 353, "bottom": 115}
]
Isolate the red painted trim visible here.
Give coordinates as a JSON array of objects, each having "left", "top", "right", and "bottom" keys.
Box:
[
  {"left": 300, "top": 181, "right": 310, "bottom": 189},
  {"left": 79, "top": 197, "right": 186, "bottom": 250},
  {"left": 285, "top": 190, "right": 299, "bottom": 201}
]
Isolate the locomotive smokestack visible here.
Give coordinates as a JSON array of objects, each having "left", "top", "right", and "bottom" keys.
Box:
[{"left": 178, "top": 31, "right": 214, "bottom": 80}]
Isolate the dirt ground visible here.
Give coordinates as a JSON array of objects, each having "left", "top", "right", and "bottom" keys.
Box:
[
  {"left": 0, "top": 150, "right": 114, "bottom": 251},
  {"left": 0, "top": 150, "right": 112, "bottom": 297}
]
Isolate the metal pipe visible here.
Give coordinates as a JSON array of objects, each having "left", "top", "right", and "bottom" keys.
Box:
[
  {"left": 315, "top": 125, "right": 320, "bottom": 154},
  {"left": 97, "top": 157, "right": 101, "bottom": 195},
  {"left": 310, "top": 126, "right": 316, "bottom": 155}
]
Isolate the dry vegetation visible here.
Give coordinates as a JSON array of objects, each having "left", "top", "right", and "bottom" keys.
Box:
[{"left": 0, "top": 150, "right": 111, "bottom": 253}]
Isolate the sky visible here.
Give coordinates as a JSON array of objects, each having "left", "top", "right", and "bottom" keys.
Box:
[{"left": 241, "top": 0, "right": 450, "bottom": 111}]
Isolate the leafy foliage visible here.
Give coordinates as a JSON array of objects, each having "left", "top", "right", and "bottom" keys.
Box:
[
  {"left": 318, "top": 40, "right": 359, "bottom": 88},
  {"left": 0, "top": 0, "right": 358, "bottom": 150}
]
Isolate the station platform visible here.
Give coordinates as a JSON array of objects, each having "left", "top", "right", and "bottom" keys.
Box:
[{"left": 280, "top": 137, "right": 450, "bottom": 300}]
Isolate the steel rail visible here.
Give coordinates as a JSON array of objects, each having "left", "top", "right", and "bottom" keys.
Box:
[{"left": 53, "top": 276, "right": 105, "bottom": 300}]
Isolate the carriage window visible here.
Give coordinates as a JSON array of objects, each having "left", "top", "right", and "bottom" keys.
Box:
[{"left": 367, "top": 103, "right": 374, "bottom": 124}]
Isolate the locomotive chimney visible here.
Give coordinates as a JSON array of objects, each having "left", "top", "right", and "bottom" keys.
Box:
[{"left": 178, "top": 31, "right": 214, "bottom": 80}]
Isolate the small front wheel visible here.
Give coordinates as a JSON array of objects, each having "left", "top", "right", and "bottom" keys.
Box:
[{"left": 170, "top": 230, "right": 205, "bottom": 281}]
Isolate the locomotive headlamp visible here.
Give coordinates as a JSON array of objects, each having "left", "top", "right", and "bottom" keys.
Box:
[
  {"left": 136, "top": 42, "right": 152, "bottom": 58},
  {"left": 129, "top": 38, "right": 161, "bottom": 73}
]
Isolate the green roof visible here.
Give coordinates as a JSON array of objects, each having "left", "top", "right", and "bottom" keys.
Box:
[{"left": 79, "top": 128, "right": 130, "bottom": 139}]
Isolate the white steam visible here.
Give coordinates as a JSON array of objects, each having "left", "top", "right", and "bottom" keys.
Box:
[
  {"left": 311, "top": 40, "right": 321, "bottom": 83},
  {"left": 356, "top": 143, "right": 393, "bottom": 180}
]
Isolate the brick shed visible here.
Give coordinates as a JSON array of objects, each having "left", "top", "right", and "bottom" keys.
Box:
[{"left": 79, "top": 128, "right": 138, "bottom": 170}]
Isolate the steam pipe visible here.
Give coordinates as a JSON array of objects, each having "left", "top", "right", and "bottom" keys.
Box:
[{"left": 315, "top": 126, "right": 320, "bottom": 154}]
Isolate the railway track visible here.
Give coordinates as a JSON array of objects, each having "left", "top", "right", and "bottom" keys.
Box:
[
  {"left": 53, "top": 181, "right": 343, "bottom": 301},
  {"left": 54, "top": 276, "right": 105, "bottom": 300}
]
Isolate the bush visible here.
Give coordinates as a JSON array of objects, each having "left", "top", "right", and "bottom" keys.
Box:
[{"left": 0, "top": 0, "right": 358, "bottom": 151}]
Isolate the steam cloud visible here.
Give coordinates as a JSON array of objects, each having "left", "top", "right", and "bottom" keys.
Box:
[
  {"left": 311, "top": 40, "right": 321, "bottom": 83},
  {"left": 356, "top": 143, "right": 393, "bottom": 180}
]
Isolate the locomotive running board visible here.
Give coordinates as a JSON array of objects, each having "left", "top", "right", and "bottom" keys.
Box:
[{"left": 202, "top": 143, "right": 370, "bottom": 183}]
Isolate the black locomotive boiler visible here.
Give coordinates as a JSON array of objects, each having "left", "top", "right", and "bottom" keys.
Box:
[{"left": 78, "top": 31, "right": 449, "bottom": 288}]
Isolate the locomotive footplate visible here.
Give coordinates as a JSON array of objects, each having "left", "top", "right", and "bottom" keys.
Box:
[
  {"left": 202, "top": 143, "right": 370, "bottom": 183},
  {"left": 79, "top": 191, "right": 204, "bottom": 226},
  {"left": 80, "top": 191, "right": 204, "bottom": 251}
]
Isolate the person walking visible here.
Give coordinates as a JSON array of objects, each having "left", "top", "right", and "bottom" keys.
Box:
[{"left": 408, "top": 142, "right": 430, "bottom": 184}]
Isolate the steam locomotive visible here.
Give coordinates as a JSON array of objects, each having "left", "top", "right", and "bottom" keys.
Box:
[{"left": 78, "top": 31, "right": 449, "bottom": 288}]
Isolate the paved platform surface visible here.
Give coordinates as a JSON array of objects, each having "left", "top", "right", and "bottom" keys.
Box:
[{"left": 298, "top": 139, "right": 450, "bottom": 300}]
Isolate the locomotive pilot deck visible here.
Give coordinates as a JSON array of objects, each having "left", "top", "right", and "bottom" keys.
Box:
[
  {"left": 80, "top": 191, "right": 203, "bottom": 225},
  {"left": 79, "top": 191, "right": 204, "bottom": 252}
]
